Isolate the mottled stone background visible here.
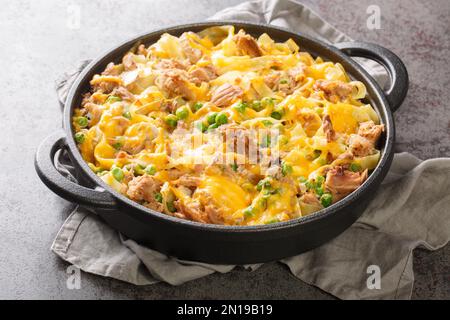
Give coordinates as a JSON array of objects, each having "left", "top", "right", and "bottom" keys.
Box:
[{"left": 0, "top": 0, "right": 448, "bottom": 299}]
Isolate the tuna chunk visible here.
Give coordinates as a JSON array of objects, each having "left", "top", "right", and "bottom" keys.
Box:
[
  {"left": 102, "top": 62, "right": 122, "bottom": 76},
  {"left": 210, "top": 84, "right": 243, "bottom": 107},
  {"left": 313, "top": 80, "right": 353, "bottom": 103},
  {"left": 174, "top": 174, "right": 201, "bottom": 188},
  {"left": 83, "top": 102, "right": 102, "bottom": 126},
  {"left": 300, "top": 192, "right": 322, "bottom": 206},
  {"left": 180, "top": 33, "right": 202, "bottom": 64},
  {"left": 263, "top": 65, "right": 305, "bottom": 95},
  {"left": 299, "top": 192, "right": 323, "bottom": 215},
  {"left": 188, "top": 65, "right": 217, "bottom": 84},
  {"left": 357, "top": 121, "right": 384, "bottom": 145},
  {"left": 137, "top": 44, "right": 148, "bottom": 56},
  {"left": 111, "top": 86, "right": 135, "bottom": 101},
  {"left": 204, "top": 203, "right": 225, "bottom": 224},
  {"left": 122, "top": 52, "right": 137, "bottom": 71},
  {"left": 325, "top": 166, "right": 368, "bottom": 201},
  {"left": 154, "top": 59, "right": 187, "bottom": 70},
  {"left": 155, "top": 69, "right": 195, "bottom": 100},
  {"left": 322, "top": 114, "right": 335, "bottom": 142},
  {"left": 348, "top": 135, "right": 373, "bottom": 157},
  {"left": 127, "top": 175, "right": 164, "bottom": 212},
  {"left": 91, "top": 76, "right": 121, "bottom": 93},
  {"left": 348, "top": 121, "right": 384, "bottom": 157},
  {"left": 233, "top": 32, "right": 262, "bottom": 57},
  {"left": 174, "top": 199, "right": 209, "bottom": 223},
  {"left": 263, "top": 72, "right": 281, "bottom": 89}
]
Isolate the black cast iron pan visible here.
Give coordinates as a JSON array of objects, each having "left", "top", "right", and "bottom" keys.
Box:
[{"left": 35, "top": 21, "right": 408, "bottom": 264}]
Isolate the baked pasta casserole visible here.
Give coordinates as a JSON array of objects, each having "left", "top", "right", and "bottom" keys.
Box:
[{"left": 73, "top": 26, "right": 384, "bottom": 225}]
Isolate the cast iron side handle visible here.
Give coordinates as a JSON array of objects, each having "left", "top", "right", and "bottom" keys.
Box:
[
  {"left": 35, "top": 131, "right": 117, "bottom": 209},
  {"left": 335, "top": 41, "right": 409, "bottom": 112}
]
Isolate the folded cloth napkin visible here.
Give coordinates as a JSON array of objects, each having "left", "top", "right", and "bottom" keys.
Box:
[{"left": 51, "top": 0, "right": 450, "bottom": 299}]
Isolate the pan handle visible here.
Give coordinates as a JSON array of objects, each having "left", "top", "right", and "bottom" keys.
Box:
[
  {"left": 335, "top": 41, "right": 409, "bottom": 112},
  {"left": 35, "top": 131, "right": 117, "bottom": 209}
]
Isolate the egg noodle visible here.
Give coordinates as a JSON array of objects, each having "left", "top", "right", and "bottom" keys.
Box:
[{"left": 73, "top": 26, "right": 384, "bottom": 225}]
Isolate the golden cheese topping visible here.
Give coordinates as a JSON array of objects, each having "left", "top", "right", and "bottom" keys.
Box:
[
  {"left": 198, "top": 175, "right": 251, "bottom": 215},
  {"left": 73, "top": 26, "right": 384, "bottom": 225}
]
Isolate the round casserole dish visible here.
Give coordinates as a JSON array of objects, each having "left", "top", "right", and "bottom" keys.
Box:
[{"left": 35, "top": 21, "right": 408, "bottom": 264}]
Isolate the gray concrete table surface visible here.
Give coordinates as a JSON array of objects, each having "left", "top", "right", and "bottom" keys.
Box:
[{"left": 0, "top": 0, "right": 448, "bottom": 299}]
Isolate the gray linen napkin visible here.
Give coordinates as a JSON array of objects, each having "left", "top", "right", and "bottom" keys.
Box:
[{"left": 51, "top": 0, "right": 450, "bottom": 299}]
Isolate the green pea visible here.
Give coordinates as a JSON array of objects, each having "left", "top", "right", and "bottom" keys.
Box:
[
  {"left": 270, "top": 111, "right": 282, "bottom": 120},
  {"left": 123, "top": 111, "right": 132, "bottom": 120},
  {"left": 74, "top": 132, "right": 85, "bottom": 144},
  {"left": 243, "top": 206, "right": 255, "bottom": 218},
  {"left": 176, "top": 106, "right": 189, "bottom": 120},
  {"left": 106, "top": 95, "right": 121, "bottom": 103},
  {"left": 207, "top": 112, "right": 218, "bottom": 125},
  {"left": 279, "top": 79, "right": 288, "bottom": 84},
  {"left": 350, "top": 163, "right": 362, "bottom": 172},
  {"left": 233, "top": 102, "right": 247, "bottom": 113},
  {"left": 261, "top": 97, "right": 275, "bottom": 108},
  {"left": 77, "top": 116, "right": 88, "bottom": 128},
  {"left": 215, "top": 113, "right": 228, "bottom": 126},
  {"left": 316, "top": 175, "right": 325, "bottom": 184},
  {"left": 256, "top": 182, "right": 263, "bottom": 191},
  {"left": 112, "top": 142, "right": 122, "bottom": 150},
  {"left": 315, "top": 185, "right": 324, "bottom": 196},
  {"left": 305, "top": 180, "right": 314, "bottom": 190},
  {"left": 111, "top": 167, "right": 124, "bottom": 182},
  {"left": 230, "top": 163, "right": 238, "bottom": 172},
  {"left": 281, "top": 163, "right": 293, "bottom": 176},
  {"left": 320, "top": 193, "right": 333, "bottom": 207},
  {"left": 145, "top": 164, "right": 156, "bottom": 175},
  {"left": 166, "top": 201, "right": 176, "bottom": 213},
  {"left": 112, "top": 136, "right": 124, "bottom": 150},
  {"left": 165, "top": 114, "right": 178, "bottom": 128},
  {"left": 192, "top": 102, "right": 203, "bottom": 112},
  {"left": 251, "top": 100, "right": 263, "bottom": 111},
  {"left": 154, "top": 192, "right": 163, "bottom": 203},
  {"left": 134, "top": 164, "right": 145, "bottom": 175}
]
